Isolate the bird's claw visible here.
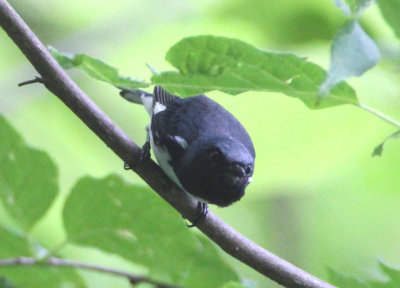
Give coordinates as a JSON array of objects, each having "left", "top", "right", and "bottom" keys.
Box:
[
  {"left": 187, "top": 202, "right": 208, "bottom": 228},
  {"left": 123, "top": 141, "right": 151, "bottom": 170},
  {"left": 139, "top": 141, "right": 151, "bottom": 162}
]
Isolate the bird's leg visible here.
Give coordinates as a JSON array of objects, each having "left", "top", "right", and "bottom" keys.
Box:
[
  {"left": 140, "top": 125, "right": 151, "bottom": 162},
  {"left": 187, "top": 201, "right": 208, "bottom": 228},
  {"left": 124, "top": 125, "right": 151, "bottom": 170}
]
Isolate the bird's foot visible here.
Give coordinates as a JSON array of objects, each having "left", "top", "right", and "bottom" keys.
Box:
[
  {"left": 139, "top": 141, "right": 151, "bottom": 162},
  {"left": 187, "top": 202, "right": 208, "bottom": 228},
  {"left": 123, "top": 141, "right": 151, "bottom": 170}
]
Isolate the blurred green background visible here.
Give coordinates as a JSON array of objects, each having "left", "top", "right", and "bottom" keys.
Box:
[{"left": 1, "top": 0, "right": 400, "bottom": 287}]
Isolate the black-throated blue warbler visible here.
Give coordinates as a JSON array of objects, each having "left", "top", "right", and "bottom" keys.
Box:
[{"left": 120, "top": 86, "right": 255, "bottom": 226}]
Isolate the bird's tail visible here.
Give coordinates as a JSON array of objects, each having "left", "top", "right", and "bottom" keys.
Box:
[{"left": 119, "top": 88, "right": 153, "bottom": 115}]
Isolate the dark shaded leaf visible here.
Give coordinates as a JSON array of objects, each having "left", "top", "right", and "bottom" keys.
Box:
[
  {"left": 372, "top": 130, "right": 400, "bottom": 156},
  {"left": 0, "top": 116, "right": 58, "bottom": 231},
  {"left": 182, "top": 236, "right": 240, "bottom": 288},
  {"left": 0, "top": 277, "right": 15, "bottom": 288},
  {"left": 0, "top": 225, "right": 86, "bottom": 288},
  {"left": 378, "top": 0, "right": 400, "bottom": 39},
  {"left": 63, "top": 175, "right": 238, "bottom": 287}
]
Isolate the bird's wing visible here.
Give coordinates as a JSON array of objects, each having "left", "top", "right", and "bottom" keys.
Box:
[
  {"left": 153, "top": 86, "right": 178, "bottom": 107},
  {"left": 151, "top": 86, "right": 188, "bottom": 162}
]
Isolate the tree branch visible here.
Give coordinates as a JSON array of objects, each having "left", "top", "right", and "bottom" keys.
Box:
[
  {"left": 0, "top": 1, "right": 335, "bottom": 287},
  {"left": 0, "top": 257, "right": 180, "bottom": 288}
]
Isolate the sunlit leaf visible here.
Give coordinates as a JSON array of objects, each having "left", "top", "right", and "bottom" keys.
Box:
[
  {"left": 320, "top": 21, "right": 380, "bottom": 96},
  {"left": 329, "top": 261, "right": 400, "bottom": 288},
  {"left": 0, "top": 116, "right": 58, "bottom": 231},
  {"left": 0, "top": 225, "right": 86, "bottom": 288},
  {"left": 328, "top": 269, "right": 367, "bottom": 288},
  {"left": 334, "top": 0, "right": 375, "bottom": 16},
  {"left": 378, "top": 0, "right": 400, "bottom": 39},
  {"left": 63, "top": 175, "right": 238, "bottom": 287},
  {"left": 49, "top": 46, "right": 149, "bottom": 89},
  {"left": 372, "top": 129, "right": 400, "bottom": 156},
  {"left": 378, "top": 261, "right": 400, "bottom": 285},
  {"left": 152, "top": 35, "right": 357, "bottom": 109}
]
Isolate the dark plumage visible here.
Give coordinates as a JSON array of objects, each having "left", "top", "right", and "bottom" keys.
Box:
[{"left": 121, "top": 86, "right": 255, "bottom": 209}]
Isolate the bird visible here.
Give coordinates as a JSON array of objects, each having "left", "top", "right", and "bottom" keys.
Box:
[{"left": 120, "top": 86, "right": 255, "bottom": 226}]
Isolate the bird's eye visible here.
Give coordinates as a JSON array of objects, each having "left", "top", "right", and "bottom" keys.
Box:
[{"left": 244, "top": 166, "right": 251, "bottom": 175}]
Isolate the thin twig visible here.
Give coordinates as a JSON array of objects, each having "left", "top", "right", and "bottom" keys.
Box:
[
  {"left": 0, "top": 1, "right": 335, "bottom": 287},
  {"left": 18, "top": 76, "right": 43, "bottom": 87},
  {"left": 356, "top": 103, "right": 400, "bottom": 128},
  {"left": 0, "top": 257, "right": 180, "bottom": 288}
]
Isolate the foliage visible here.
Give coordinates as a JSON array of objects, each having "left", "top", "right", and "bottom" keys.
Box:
[
  {"left": 49, "top": 47, "right": 148, "bottom": 89},
  {"left": 52, "top": 36, "right": 358, "bottom": 109},
  {"left": 0, "top": 117, "right": 86, "bottom": 287},
  {"left": 221, "top": 282, "right": 250, "bottom": 288},
  {"left": 0, "top": 116, "right": 241, "bottom": 287},
  {"left": 321, "top": 0, "right": 379, "bottom": 95},
  {"left": 2, "top": 0, "right": 400, "bottom": 287},
  {"left": 50, "top": 31, "right": 400, "bottom": 155},
  {"left": 0, "top": 276, "right": 15, "bottom": 288},
  {"left": 378, "top": 0, "right": 400, "bottom": 39},
  {"left": 319, "top": 20, "right": 380, "bottom": 96},
  {"left": 329, "top": 261, "right": 400, "bottom": 287},
  {"left": 334, "top": 0, "right": 375, "bottom": 16},
  {"left": 64, "top": 175, "right": 238, "bottom": 287},
  {"left": 0, "top": 117, "right": 58, "bottom": 231},
  {"left": 372, "top": 129, "right": 400, "bottom": 156}
]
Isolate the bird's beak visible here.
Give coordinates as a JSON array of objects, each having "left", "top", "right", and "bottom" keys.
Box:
[{"left": 226, "top": 163, "right": 246, "bottom": 177}]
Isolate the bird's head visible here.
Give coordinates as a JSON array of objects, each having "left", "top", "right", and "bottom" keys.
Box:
[{"left": 177, "top": 137, "right": 255, "bottom": 207}]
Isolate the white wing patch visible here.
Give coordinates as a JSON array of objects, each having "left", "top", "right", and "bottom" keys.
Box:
[
  {"left": 149, "top": 130, "right": 183, "bottom": 189},
  {"left": 174, "top": 136, "right": 188, "bottom": 149},
  {"left": 153, "top": 102, "right": 166, "bottom": 115},
  {"left": 149, "top": 129, "right": 205, "bottom": 203}
]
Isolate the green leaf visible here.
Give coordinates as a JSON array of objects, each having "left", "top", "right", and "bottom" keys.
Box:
[
  {"left": 0, "top": 225, "right": 86, "bottom": 288},
  {"left": 152, "top": 35, "right": 357, "bottom": 109},
  {"left": 221, "top": 281, "right": 250, "bottom": 288},
  {"left": 378, "top": 0, "right": 400, "bottom": 39},
  {"left": 372, "top": 130, "right": 400, "bottom": 156},
  {"left": 0, "top": 277, "right": 15, "bottom": 288},
  {"left": 334, "top": 0, "right": 375, "bottom": 16},
  {"left": 49, "top": 46, "right": 149, "bottom": 89},
  {"left": 320, "top": 20, "right": 380, "bottom": 96},
  {"left": 182, "top": 236, "right": 240, "bottom": 288},
  {"left": 63, "top": 175, "right": 239, "bottom": 287},
  {"left": 378, "top": 261, "right": 400, "bottom": 286},
  {"left": 0, "top": 116, "right": 58, "bottom": 231},
  {"left": 329, "top": 261, "right": 400, "bottom": 288},
  {"left": 328, "top": 268, "right": 368, "bottom": 288}
]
